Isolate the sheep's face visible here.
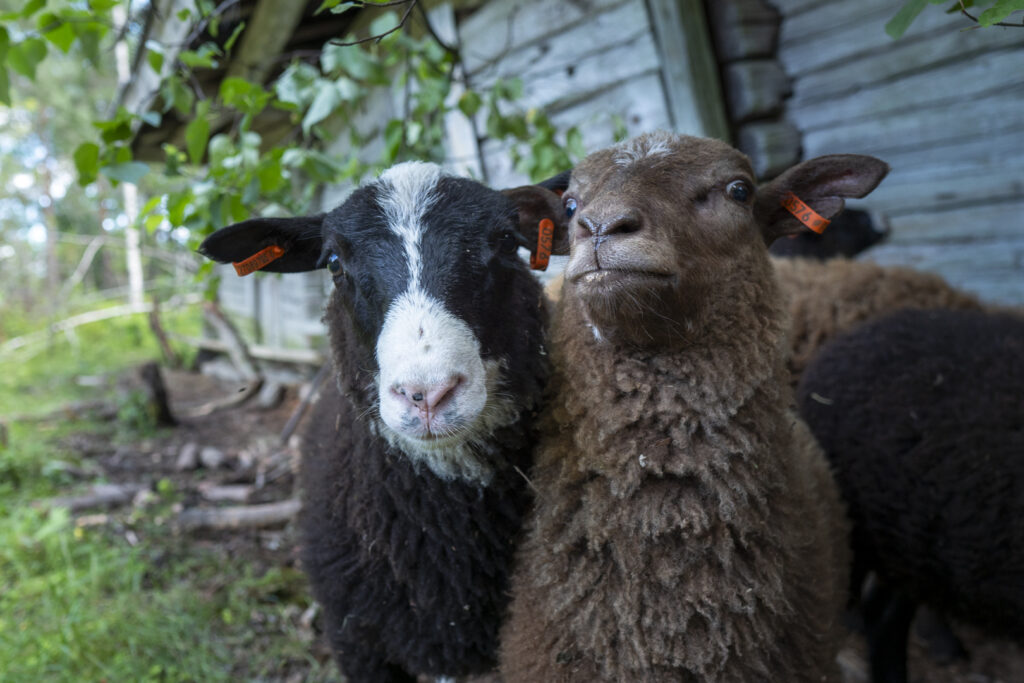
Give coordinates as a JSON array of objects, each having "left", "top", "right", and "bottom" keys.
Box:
[
  {"left": 560, "top": 133, "right": 890, "bottom": 348},
  {"left": 562, "top": 133, "right": 761, "bottom": 347},
  {"left": 199, "top": 162, "right": 567, "bottom": 483}
]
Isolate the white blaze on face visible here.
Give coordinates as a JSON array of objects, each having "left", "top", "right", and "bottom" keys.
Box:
[
  {"left": 612, "top": 130, "right": 674, "bottom": 167},
  {"left": 372, "top": 162, "right": 503, "bottom": 483}
]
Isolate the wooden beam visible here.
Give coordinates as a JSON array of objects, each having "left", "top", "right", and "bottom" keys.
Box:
[{"left": 646, "top": 0, "right": 731, "bottom": 141}]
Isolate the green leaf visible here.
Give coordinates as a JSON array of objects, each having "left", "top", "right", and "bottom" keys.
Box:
[
  {"left": 177, "top": 8, "right": 191, "bottom": 21},
  {"left": 89, "top": 0, "right": 119, "bottom": 10},
  {"left": 8, "top": 38, "right": 48, "bottom": 80},
  {"left": 141, "top": 196, "right": 162, "bottom": 216},
  {"left": 220, "top": 76, "right": 270, "bottom": 116},
  {"left": 274, "top": 62, "right": 319, "bottom": 105},
  {"left": 224, "top": 21, "right": 245, "bottom": 52},
  {"left": 140, "top": 110, "right": 161, "bottom": 127},
  {"left": 0, "top": 67, "right": 9, "bottom": 106},
  {"left": 368, "top": 10, "right": 400, "bottom": 38},
  {"left": 185, "top": 115, "right": 210, "bottom": 165},
  {"left": 73, "top": 143, "right": 100, "bottom": 185},
  {"left": 37, "top": 13, "right": 74, "bottom": 53},
  {"left": 179, "top": 48, "right": 216, "bottom": 69},
  {"left": 147, "top": 49, "right": 164, "bottom": 75},
  {"left": 101, "top": 161, "right": 150, "bottom": 185},
  {"left": 322, "top": 43, "right": 388, "bottom": 82},
  {"left": 315, "top": 0, "right": 342, "bottom": 14},
  {"left": 977, "top": 0, "right": 1024, "bottom": 25},
  {"left": 169, "top": 77, "right": 194, "bottom": 116},
  {"left": 886, "top": 0, "right": 931, "bottom": 38},
  {"left": 19, "top": 0, "right": 46, "bottom": 19},
  {"left": 257, "top": 157, "right": 285, "bottom": 193},
  {"left": 207, "top": 134, "right": 234, "bottom": 170},
  {"left": 144, "top": 214, "right": 164, "bottom": 233},
  {"left": 458, "top": 90, "right": 482, "bottom": 118},
  {"left": 302, "top": 83, "right": 342, "bottom": 134},
  {"left": 0, "top": 27, "right": 9, "bottom": 62},
  {"left": 75, "top": 24, "right": 104, "bottom": 65}
]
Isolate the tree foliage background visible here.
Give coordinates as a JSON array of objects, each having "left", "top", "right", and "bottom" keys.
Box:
[{"left": 0, "top": 0, "right": 586, "bottom": 340}]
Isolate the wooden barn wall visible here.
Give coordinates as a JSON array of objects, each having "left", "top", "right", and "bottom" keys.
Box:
[
  {"left": 769, "top": 0, "right": 1024, "bottom": 305},
  {"left": 457, "top": 0, "right": 726, "bottom": 189}
]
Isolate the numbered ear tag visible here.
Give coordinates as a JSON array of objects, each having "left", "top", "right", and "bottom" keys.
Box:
[
  {"left": 530, "top": 218, "right": 554, "bottom": 271},
  {"left": 232, "top": 245, "right": 286, "bottom": 276},
  {"left": 781, "top": 193, "right": 830, "bottom": 234}
]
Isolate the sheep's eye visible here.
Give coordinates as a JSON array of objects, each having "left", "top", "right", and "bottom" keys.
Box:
[
  {"left": 498, "top": 230, "right": 519, "bottom": 254},
  {"left": 326, "top": 253, "right": 342, "bottom": 275},
  {"left": 727, "top": 180, "right": 751, "bottom": 203},
  {"left": 564, "top": 197, "right": 578, "bottom": 219}
]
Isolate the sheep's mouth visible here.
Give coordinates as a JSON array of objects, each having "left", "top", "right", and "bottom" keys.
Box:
[{"left": 572, "top": 269, "right": 673, "bottom": 287}]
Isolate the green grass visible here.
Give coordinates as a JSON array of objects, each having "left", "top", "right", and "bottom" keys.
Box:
[
  {"left": 0, "top": 304, "right": 335, "bottom": 682},
  {"left": 0, "top": 307, "right": 201, "bottom": 417}
]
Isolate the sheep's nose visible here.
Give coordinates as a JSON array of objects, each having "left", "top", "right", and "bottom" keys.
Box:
[
  {"left": 392, "top": 376, "right": 462, "bottom": 414},
  {"left": 575, "top": 211, "right": 643, "bottom": 241}
]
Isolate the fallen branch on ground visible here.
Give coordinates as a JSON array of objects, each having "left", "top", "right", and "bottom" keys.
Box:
[
  {"left": 38, "top": 483, "right": 149, "bottom": 513},
  {"left": 178, "top": 378, "right": 265, "bottom": 418},
  {"left": 176, "top": 499, "right": 300, "bottom": 530}
]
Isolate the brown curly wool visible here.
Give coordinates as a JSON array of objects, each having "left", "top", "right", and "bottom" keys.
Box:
[
  {"left": 774, "top": 257, "right": 983, "bottom": 384},
  {"left": 499, "top": 133, "right": 889, "bottom": 682}
]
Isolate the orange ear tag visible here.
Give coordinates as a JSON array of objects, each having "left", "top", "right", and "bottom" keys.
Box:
[
  {"left": 530, "top": 218, "right": 554, "bottom": 271},
  {"left": 232, "top": 245, "right": 286, "bottom": 276},
  {"left": 781, "top": 192, "right": 831, "bottom": 234}
]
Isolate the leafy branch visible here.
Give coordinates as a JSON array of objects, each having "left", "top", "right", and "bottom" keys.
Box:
[{"left": 886, "top": 0, "right": 1024, "bottom": 39}]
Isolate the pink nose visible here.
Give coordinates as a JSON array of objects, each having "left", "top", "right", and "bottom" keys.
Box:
[{"left": 392, "top": 376, "right": 462, "bottom": 416}]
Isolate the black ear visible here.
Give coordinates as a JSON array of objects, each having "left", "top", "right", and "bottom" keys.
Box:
[
  {"left": 198, "top": 214, "right": 326, "bottom": 274},
  {"left": 502, "top": 170, "right": 573, "bottom": 259},
  {"left": 755, "top": 155, "right": 889, "bottom": 245},
  {"left": 536, "top": 170, "right": 571, "bottom": 195}
]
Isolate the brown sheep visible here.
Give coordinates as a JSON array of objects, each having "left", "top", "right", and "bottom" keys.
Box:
[
  {"left": 499, "top": 132, "right": 889, "bottom": 682},
  {"left": 774, "top": 257, "right": 984, "bottom": 384}
]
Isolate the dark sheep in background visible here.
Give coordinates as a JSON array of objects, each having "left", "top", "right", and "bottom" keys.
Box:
[
  {"left": 199, "top": 162, "right": 566, "bottom": 683},
  {"left": 769, "top": 207, "right": 889, "bottom": 260},
  {"left": 796, "top": 307, "right": 1024, "bottom": 683},
  {"left": 499, "top": 132, "right": 888, "bottom": 682}
]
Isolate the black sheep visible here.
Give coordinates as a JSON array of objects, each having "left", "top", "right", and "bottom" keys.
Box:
[
  {"left": 796, "top": 307, "right": 1024, "bottom": 683},
  {"left": 199, "top": 162, "right": 567, "bottom": 682}
]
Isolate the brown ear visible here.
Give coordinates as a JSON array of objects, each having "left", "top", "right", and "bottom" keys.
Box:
[
  {"left": 502, "top": 179, "right": 571, "bottom": 258},
  {"left": 755, "top": 155, "right": 889, "bottom": 245}
]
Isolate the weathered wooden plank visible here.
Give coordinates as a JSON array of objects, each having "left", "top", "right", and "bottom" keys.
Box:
[
  {"left": 724, "top": 60, "right": 790, "bottom": 122},
  {"left": 801, "top": 92, "right": 1024, "bottom": 158},
  {"left": 707, "top": 0, "right": 779, "bottom": 26},
  {"left": 779, "top": 1, "right": 890, "bottom": 45},
  {"left": 470, "top": 2, "right": 651, "bottom": 82},
  {"left": 479, "top": 72, "right": 673, "bottom": 189},
  {"left": 649, "top": 0, "right": 731, "bottom": 139},
  {"left": 852, "top": 171, "right": 1024, "bottom": 217},
  {"left": 519, "top": 36, "right": 661, "bottom": 111},
  {"left": 787, "top": 49, "right": 1024, "bottom": 131},
  {"left": 767, "top": 0, "right": 833, "bottom": 16},
  {"left": 876, "top": 134, "right": 1024, "bottom": 181},
  {"left": 460, "top": 0, "right": 624, "bottom": 74},
  {"left": 737, "top": 119, "right": 801, "bottom": 179},
  {"left": 710, "top": 18, "right": 778, "bottom": 61},
  {"left": 790, "top": 22, "right": 1024, "bottom": 105},
  {"left": 865, "top": 237, "right": 1024, "bottom": 305},
  {"left": 777, "top": 3, "right": 958, "bottom": 77},
  {"left": 853, "top": 199, "right": 1024, "bottom": 245}
]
